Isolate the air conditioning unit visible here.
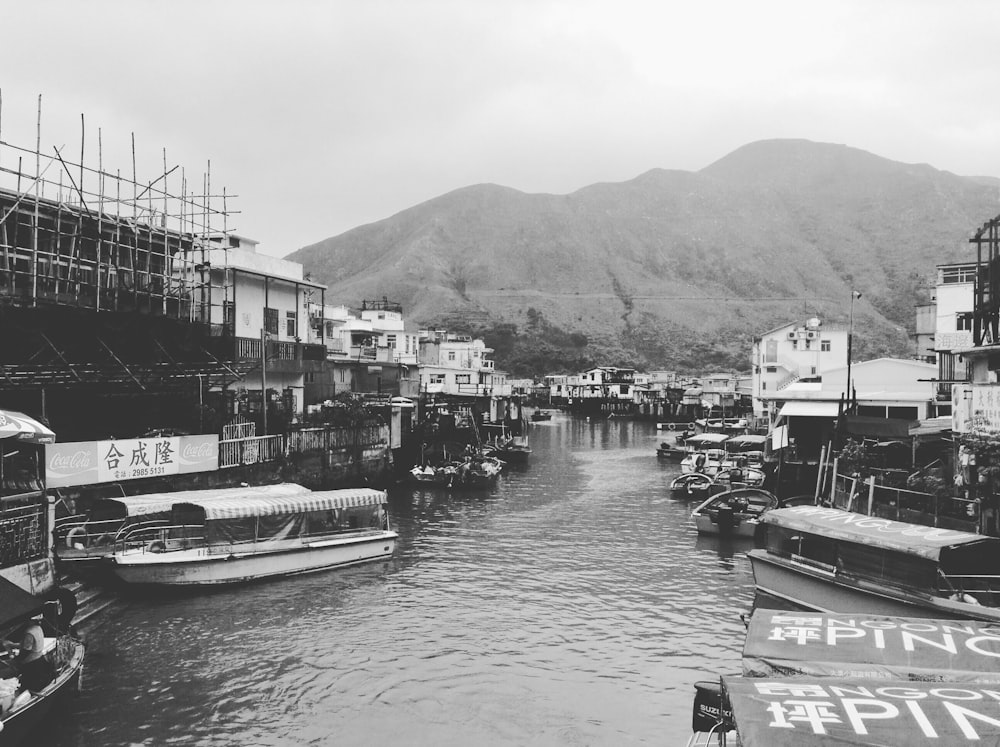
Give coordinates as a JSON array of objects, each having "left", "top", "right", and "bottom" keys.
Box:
[
  {"left": 806, "top": 331, "right": 819, "bottom": 340},
  {"left": 787, "top": 331, "right": 797, "bottom": 340}
]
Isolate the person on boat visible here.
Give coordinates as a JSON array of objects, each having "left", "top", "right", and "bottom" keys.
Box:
[
  {"left": 693, "top": 453, "right": 707, "bottom": 473},
  {"left": 0, "top": 621, "right": 55, "bottom": 693}
]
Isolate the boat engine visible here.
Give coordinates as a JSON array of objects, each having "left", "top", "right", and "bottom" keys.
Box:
[{"left": 691, "top": 679, "right": 733, "bottom": 732}]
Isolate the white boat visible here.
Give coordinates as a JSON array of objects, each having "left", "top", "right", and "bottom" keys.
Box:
[
  {"left": 748, "top": 505, "right": 1000, "bottom": 621},
  {"left": 679, "top": 433, "right": 729, "bottom": 475},
  {"left": 690, "top": 488, "right": 778, "bottom": 537},
  {"left": 109, "top": 488, "right": 397, "bottom": 587},
  {"left": 55, "top": 483, "right": 312, "bottom": 576}
]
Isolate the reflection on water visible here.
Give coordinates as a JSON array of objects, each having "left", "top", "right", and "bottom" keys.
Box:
[{"left": 53, "top": 414, "right": 756, "bottom": 746}]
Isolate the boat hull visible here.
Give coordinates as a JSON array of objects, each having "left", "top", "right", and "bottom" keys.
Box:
[
  {"left": 692, "top": 514, "right": 759, "bottom": 538},
  {"left": 111, "top": 532, "right": 397, "bottom": 587},
  {"left": 748, "top": 549, "right": 1000, "bottom": 622},
  {"left": 1, "top": 638, "right": 85, "bottom": 746}
]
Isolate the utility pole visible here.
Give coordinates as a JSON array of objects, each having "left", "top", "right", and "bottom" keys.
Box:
[{"left": 847, "top": 291, "right": 861, "bottom": 412}]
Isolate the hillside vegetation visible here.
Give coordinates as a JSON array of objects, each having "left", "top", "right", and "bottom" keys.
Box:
[{"left": 287, "top": 139, "right": 1000, "bottom": 376}]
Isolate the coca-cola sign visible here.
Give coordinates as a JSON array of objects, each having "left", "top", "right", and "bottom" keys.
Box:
[{"left": 46, "top": 435, "right": 219, "bottom": 488}]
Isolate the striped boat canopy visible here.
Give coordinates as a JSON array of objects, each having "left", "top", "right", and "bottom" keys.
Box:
[
  {"left": 172, "top": 488, "right": 388, "bottom": 521},
  {"left": 95, "top": 483, "right": 312, "bottom": 518}
]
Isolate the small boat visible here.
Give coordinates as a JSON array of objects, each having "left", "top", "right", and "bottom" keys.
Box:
[
  {"left": 679, "top": 434, "right": 729, "bottom": 475},
  {"left": 108, "top": 488, "right": 397, "bottom": 587},
  {"left": 749, "top": 505, "right": 1000, "bottom": 621},
  {"left": 530, "top": 410, "right": 553, "bottom": 422},
  {"left": 54, "top": 483, "right": 311, "bottom": 578},
  {"left": 710, "top": 466, "right": 767, "bottom": 490},
  {"left": 490, "top": 435, "right": 531, "bottom": 463},
  {"left": 0, "top": 577, "right": 85, "bottom": 745},
  {"left": 690, "top": 488, "right": 778, "bottom": 537},
  {"left": 670, "top": 472, "right": 713, "bottom": 501},
  {"left": 409, "top": 455, "right": 504, "bottom": 488},
  {"left": 656, "top": 440, "right": 686, "bottom": 460}
]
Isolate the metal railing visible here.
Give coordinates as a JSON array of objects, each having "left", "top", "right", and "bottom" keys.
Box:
[
  {"left": 830, "top": 471, "right": 979, "bottom": 530},
  {"left": 219, "top": 434, "right": 285, "bottom": 468}
]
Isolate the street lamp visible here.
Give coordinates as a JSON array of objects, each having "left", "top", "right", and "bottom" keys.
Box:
[{"left": 846, "top": 291, "right": 861, "bottom": 407}]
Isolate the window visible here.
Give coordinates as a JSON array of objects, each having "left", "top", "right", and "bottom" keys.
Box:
[
  {"left": 941, "top": 266, "right": 976, "bottom": 284},
  {"left": 957, "top": 312, "right": 973, "bottom": 332},
  {"left": 264, "top": 307, "right": 279, "bottom": 335},
  {"left": 791, "top": 340, "right": 798, "bottom": 349},
  {"left": 456, "top": 374, "right": 470, "bottom": 384},
  {"left": 765, "top": 367, "right": 777, "bottom": 373},
  {"left": 448, "top": 351, "right": 456, "bottom": 361},
  {"left": 387, "top": 334, "right": 397, "bottom": 349},
  {"left": 430, "top": 374, "right": 446, "bottom": 384},
  {"left": 821, "top": 340, "right": 831, "bottom": 352},
  {"left": 223, "top": 301, "right": 235, "bottom": 328},
  {"left": 286, "top": 311, "right": 297, "bottom": 338},
  {"left": 804, "top": 339, "right": 811, "bottom": 350}
]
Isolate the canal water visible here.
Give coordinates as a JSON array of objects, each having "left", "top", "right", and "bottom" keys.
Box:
[{"left": 47, "top": 415, "right": 757, "bottom": 746}]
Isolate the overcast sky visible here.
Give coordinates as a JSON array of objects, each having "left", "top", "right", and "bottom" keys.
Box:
[{"left": 4, "top": 1, "right": 1000, "bottom": 258}]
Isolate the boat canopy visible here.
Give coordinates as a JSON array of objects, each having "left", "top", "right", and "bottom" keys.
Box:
[
  {"left": 0, "top": 575, "right": 44, "bottom": 631},
  {"left": 172, "top": 488, "right": 388, "bottom": 521},
  {"left": 723, "top": 674, "right": 1000, "bottom": 745},
  {"left": 743, "top": 609, "right": 1000, "bottom": 683},
  {"left": 90, "top": 483, "right": 311, "bottom": 520},
  {"left": 685, "top": 433, "right": 729, "bottom": 446},
  {"left": 725, "top": 434, "right": 767, "bottom": 450},
  {"left": 0, "top": 409, "right": 56, "bottom": 444},
  {"left": 761, "top": 506, "right": 997, "bottom": 562}
]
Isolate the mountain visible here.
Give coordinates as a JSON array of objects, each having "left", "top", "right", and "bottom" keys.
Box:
[{"left": 287, "top": 139, "right": 1000, "bottom": 376}]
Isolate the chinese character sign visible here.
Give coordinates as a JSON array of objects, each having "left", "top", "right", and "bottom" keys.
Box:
[
  {"left": 46, "top": 435, "right": 218, "bottom": 488},
  {"left": 971, "top": 385, "right": 1000, "bottom": 434}
]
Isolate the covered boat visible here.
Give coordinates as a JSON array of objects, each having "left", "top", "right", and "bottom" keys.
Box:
[
  {"left": 109, "top": 488, "right": 397, "bottom": 587},
  {"left": 690, "top": 488, "right": 778, "bottom": 537},
  {"left": 749, "top": 505, "right": 1000, "bottom": 621},
  {"left": 0, "top": 577, "right": 85, "bottom": 745},
  {"left": 55, "top": 483, "right": 311, "bottom": 575},
  {"left": 679, "top": 433, "right": 729, "bottom": 476},
  {"left": 530, "top": 410, "right": 553, "bottom": 422},
  {"left": 687, "top": 608, "right": 1000, "bottom": 746}
]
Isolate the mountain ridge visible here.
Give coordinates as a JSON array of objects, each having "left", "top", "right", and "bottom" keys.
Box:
[{"left": 288, "top": 139, "right": 1000, "bottom": 375}]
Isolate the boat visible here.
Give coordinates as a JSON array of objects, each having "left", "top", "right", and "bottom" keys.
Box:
[
  {"left": 719, "top": 434, "right": 767, "bottom": 471},
  {"left": 748, "top": 505, "right": 1000, "bottom": 621},
  {"left": 690, "top": 488, "right": 778, "bottom": 537},
  {"left": 108, "top": 488, "right": 397, "bottom": 587},
  {"left": 670, "top": 472, "right": 714, "bottom": 501},
  {"left": 679, "top": 433, "right": 729, "bottom": 475},
  {"left": 530, "top": 410, "right": 553, "bottom": 422},
  {"left": 54, "top": 483, "right": 312, "bottom": 577},
  {"left": 710, "top": 466, "right": 767, "bottom": 491},
  {"left": 656, "top": 440, "right": 687, "bottom": 460},
  {"left": 687, "top": 608, "right": 1000, "bottom": 746},
  {"left": 0, "top": 577, "right": 85, "bottom": 745},
  {"left": 409, "top": 454, "right": 504, "bottom": 488},
  {"left": 489, "top": 435, "right": 532, "bottom": 463}
]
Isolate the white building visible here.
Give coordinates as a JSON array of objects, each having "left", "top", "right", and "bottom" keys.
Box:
[
  {"left": 750, "top": 317, "right": 849, "bottom": 421},
  {"left": 417, "top": 330, "right": 510, "bottom": 396}
]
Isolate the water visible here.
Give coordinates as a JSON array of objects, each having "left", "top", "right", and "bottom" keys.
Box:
[{"left": 46, "top": 416, "right": 757, "bottom": 746}]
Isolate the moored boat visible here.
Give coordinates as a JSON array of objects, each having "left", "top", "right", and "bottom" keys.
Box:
[
  {"left": 108, "top": 488, "right": 397, "bottom": 587},
  {"left": 690, "top": 488, "right": 778, "bottom": 537},
  {"left": 0, "top": 577, "right": 85, "bottom": 745},
  {"left": 748, "top": 505, "right": 1000, "bottom": 621},
  {"left": 679, "top": 434, "right": 729, "bottom": 476},
  {"left": 54, "top": 483, "right": 311, "bottom": 578},
  {"left": 530, "top": 410, "right": 553, "bottom": 422},
  {"left": 670, "top": 472, "right": 714, "bottom": 501},
  {"left": 687, "top": 608, "right": 1000, "bottom": 745}
]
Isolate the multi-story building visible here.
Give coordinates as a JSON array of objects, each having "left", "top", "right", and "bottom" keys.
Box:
[
  {"left": 927, "top": 262, "right": 975, "bottom": 409},
  {"left": 417, "top": 330, "right": 509, "bottom": 397},
  {"left": 749, "top": 317, "right": 849, "bottom": 421}
]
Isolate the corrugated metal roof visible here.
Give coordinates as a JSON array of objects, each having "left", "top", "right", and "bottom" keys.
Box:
[{"left": 778, "top": 400, "right": 840, "bottom": 418}]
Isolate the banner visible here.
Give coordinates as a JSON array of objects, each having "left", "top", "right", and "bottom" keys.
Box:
[{"left": 45, "top": 435, "right": 219, "bottom": 488}]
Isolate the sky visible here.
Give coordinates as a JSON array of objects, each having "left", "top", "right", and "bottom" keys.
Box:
[{"left": 4, "top": 0, "right": 1000, "bottom": 258}]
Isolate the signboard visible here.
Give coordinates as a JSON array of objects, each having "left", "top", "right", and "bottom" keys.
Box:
[
  {"left": 744, "top": 611, "right": 1000, "bottom": 683},
  {"left": 970, "top": 384, "right": 1000, "bottom": 434},
  {"left": 45, "top": 435, "right": 219, "bottom": 488},
  {"left": 936, "top": 330, "right": 974, "bottom": 352},
  {"left": 724, "top": 675, "right": 1000, "bottom": 745},
  {"left": 953, "top": 384, "right": 973, "bottom": 434}
]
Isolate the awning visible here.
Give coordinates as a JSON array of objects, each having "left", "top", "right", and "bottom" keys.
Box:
[
  {"left": 909, "top": 416, "right": 953, "bottom": 438},
  {"left": 173, "top": 487, "right": 388, "bottom": 521},
  {"left": 743, "top": 609, "right": 1000, "bottom": 683},
  {"left": 776, "top": 401, "right": 840, "bottom": 418},
  {"left": 93, "top": 483, "right": 312, "bottom": 519},
  {"left": 762, "top": 505, "right": 994, "bottom": 561},
  {"left": 0, "top": 410, "right": 56, "bottom": 444}
]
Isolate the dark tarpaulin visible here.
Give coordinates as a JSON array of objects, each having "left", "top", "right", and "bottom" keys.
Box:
[
  {"left": 724, "top": 675, "right": 1000, "bottom": 746},
  {"left": 0, "top": 575, "right": 44, "bottom": 630},
  {"left": 743, "top": 609, "right": 1000, "bottom": 683},
  {"left": 845, "top": 414, "right": 918, "bottom": 440}
]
